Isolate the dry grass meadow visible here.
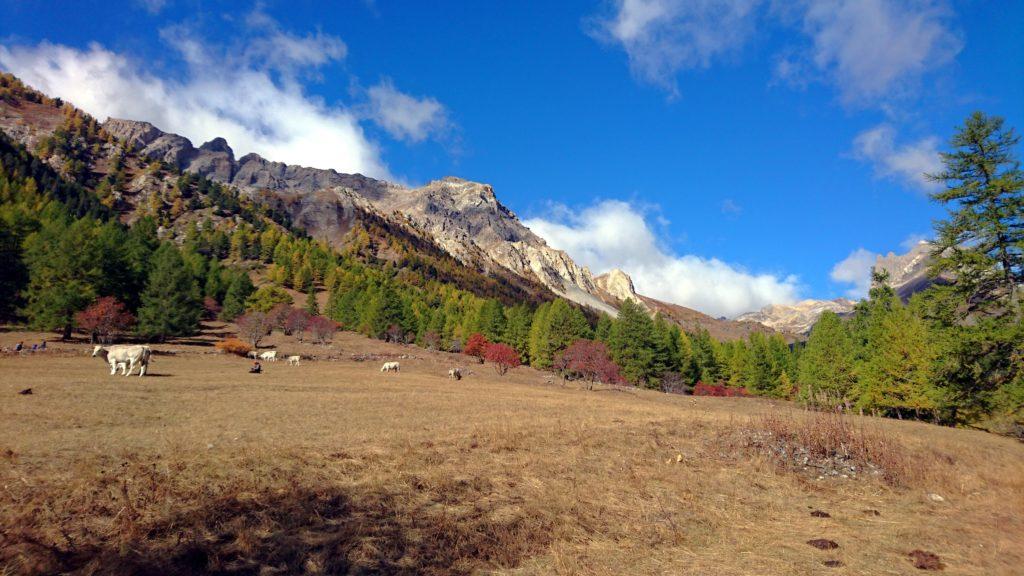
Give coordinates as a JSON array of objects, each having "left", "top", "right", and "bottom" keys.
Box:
[{"left": 1, "top": 326, "right": 1023, "bottom": 575}]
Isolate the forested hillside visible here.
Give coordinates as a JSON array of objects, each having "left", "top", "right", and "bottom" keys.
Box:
[{"left": 1, "top": 73, "right": 1021, "bottom": 434}]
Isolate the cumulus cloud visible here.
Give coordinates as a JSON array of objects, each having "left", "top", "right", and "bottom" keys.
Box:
[
  {"left": 524, "top": 200, "right": 801, "bottom": 318},
  {"left": 137, "top": 0, "right": 168, "bottom": 14},
  {"left": 0, "top": 18, "right": 395, "bottom": 179},
  {"left": 590, "top": 0, "right": 961, "bottom": 104},
  {"left": 366, "top": 79, "right": 450, "bottom": 143},
  {"left": 788, "top": 0, "right": 962, "bottom": 104},
  {"left": 830, "top": 247, "right": 877, "bottom": 298},
  {"left": 852, "top": 124, "right": 942, "bottom": 190},
  {"left": 588, "top": 0, "right": 763, "bottom": 95}
]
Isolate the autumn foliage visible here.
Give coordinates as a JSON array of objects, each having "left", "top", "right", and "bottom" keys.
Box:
[
  {"left": 215, "top": 337, "right": 252, "bottom": 357},
  {"left": 554, "top": 339, "right": 623, "bottom": 386},
  {"left": 483, "top": 342, "right": 521, "bottom": 375},
  {"left": 75, "top": 297, "right": 135, "bottom": 343},
  {"left": 308, "top": 316, "right": 339, "bottom": 345},
  {"left": 464, "top": 333, "right": 490, "bottom": 358}
]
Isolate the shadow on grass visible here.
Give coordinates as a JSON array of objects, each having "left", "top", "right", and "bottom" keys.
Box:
[{"left": 3, "top": 480, "right": 550, "bottom": 576}]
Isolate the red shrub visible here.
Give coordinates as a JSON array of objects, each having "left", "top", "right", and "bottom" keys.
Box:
[
  {"left": 267, "top": 303, "right": 291, "bottom": 330},
  {"left": 484, "top": 342, "right": 521, "bottom": 375},
  {"left": 283, "top": 308, "right": 311, "bottom": 337},
  {"left": 554, "top": 339, "right": 624, "bottom": 386},
  {"left": 464, "top": 333, "right": 490, "bottom": 358},
  {"left": 75, "top": 297, "right": 135, "bottom": 343},
  {"left": 235, "top": 311, "right": 274, "bottom": 348},
  {"left": 693, "top": 382, "right": 750, "bottom": 397},
  {"left": 308, "top": 316, "right": 339, "bottom": 345}
]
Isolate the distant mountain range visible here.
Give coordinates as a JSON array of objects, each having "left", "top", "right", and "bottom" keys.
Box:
[{"left": 736, "top": 241, "right": 943, "bottom": 334}]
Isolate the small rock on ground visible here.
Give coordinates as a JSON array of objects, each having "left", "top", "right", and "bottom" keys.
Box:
[
  {"left": 807, "top": 539, "right": 840, "bottom": 550},
  {"left": 810, "top": 510, "right": 831, "bottom": 518},
  {"left": 823, "top": 560, "right": 844, "bottom": 568},
  {"left": 908, "top": 550, "right": 944, "bottom": 570}
]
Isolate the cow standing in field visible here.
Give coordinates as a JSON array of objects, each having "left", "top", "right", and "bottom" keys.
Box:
[
  {"left": 448, "top": 368, "right": 462, "bottom": 380},
  {"left": 259, "top": 351, "right": 278, "bottom": 362},
  {"left": 92, "top": 345, "right": 152, "bottom": 377},
  {"left": 381, "top": 361, "right": 400, "bottom": 373},
  {"left": 287, "top": 355, "right": 301, "bottom": 366}
]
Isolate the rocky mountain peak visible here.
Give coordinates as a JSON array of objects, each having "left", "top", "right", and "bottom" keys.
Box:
[
  {"left": 199, "top": 137, "right": 233, "bottom": 157},
  {"left": 873, "top": 240, "right": 940, "bottom": 299},
  {"left": 736, "top": 298, "right": 856, "bottom": 335},
  {"left": 594, "top": 268, "right": 646, "bottom": 310}
]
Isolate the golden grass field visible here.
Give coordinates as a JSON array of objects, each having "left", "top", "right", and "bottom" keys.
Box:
[{"left": 1, "top": 326, "right": 1023, "bottom": 575}]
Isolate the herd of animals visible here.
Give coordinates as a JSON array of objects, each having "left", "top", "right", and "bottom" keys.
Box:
[{"left": 89, "top": 344, "right": 465, "bottom": 380}]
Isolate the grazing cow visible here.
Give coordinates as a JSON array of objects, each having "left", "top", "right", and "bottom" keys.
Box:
[
  {"left": 259, "top": 350, "right": 278, "bottom": 362},
  {"left": 448, "top": 368, "right": 462, "bottom": 381},
  {"left": 380, "top": 361, "right": 400, "bottom": 373},
  {"left": 92, "top": 345, "right": 152, "bottom": 377},
  {"left": 287, "top": 355, "right": 301, "bottom": 366},
  {"left": 248, "top": 350, "right": 259, "bottom": 359}
]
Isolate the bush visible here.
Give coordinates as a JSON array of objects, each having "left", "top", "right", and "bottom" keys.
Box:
[
  {"left": 484, "top": 342, "right": 521, "bottom": 375},
  {"left": 283, "top": 308, "right": 311, "bottom": 337},
  {"left": 75, "top": 296, "right": 135, "bottom": 344},
  {"left": 553, "top": 339, "right": 623, "bottom": 388},
  {"left": 236, "top": 311, "right": 274, "bottom": 348},
  {"left": 308, "top": 316, "right": 338, "bottom": 345},
  {"left": 464, "top": 333, "right": 489, "bottom": 358},
  {"left": 660, "top": 372, "right": 693, "bottom": 395},
  {"left": 693, "top": 382, "right": 750, "bottom": 397},
  {"left": 215, "top": 337, "right": 252, "bottom": 357}
]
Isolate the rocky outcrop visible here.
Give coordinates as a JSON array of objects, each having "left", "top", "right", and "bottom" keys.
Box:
[
  {"left": 102, "top": 119, "right": 613, "bottom": 312},
  {"left": 736, "top": 298, "right": 856, "bottom": 335},
  {"left": 873, "top": 241, "right": 943, "bottom": 300}
]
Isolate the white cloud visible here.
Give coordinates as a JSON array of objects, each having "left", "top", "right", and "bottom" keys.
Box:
[
  {"left": 590, "top": 0, "right": 961, "bottom": 105},
  {"left": 830, "top": 247, "right": 877, "bottom": 298},
  {"left": 790, "top": 0, "right": 962, "bottom": 104},
  {"left": 0, "top": 20, "right": 394, "bottom": 179},
  {"left": 589, "top": 0, "right": 763, "bottom": 95},
  {"left": 366, "top": 79, "right": 450, "bottom": 143},
  {"left": 524, "top": 200, "right": 801, "bottom": 318},
  {"left": 852, "top": 124, "right": 942, "bottom": 190},
  {"left": 721, "top": 198, "right": 742, "bottom": 215}
]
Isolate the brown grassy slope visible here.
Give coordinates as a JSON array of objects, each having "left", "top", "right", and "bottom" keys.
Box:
[{"left": 1, "top": 329, "right": 1022, "bottom": 575}]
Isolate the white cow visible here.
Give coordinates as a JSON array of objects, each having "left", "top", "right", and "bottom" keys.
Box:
[
  {"left": 380, "top": 361, "right": 400, "bottom": 373},
  {"left": 92, "top": 345, "right": 152, "bottom": 377},
  {"left": 259, "top": 350, "right": 278, "bottom": 362},
  {"left": 287, "top": 355, "right": 301, "bottom": 366},
  {"left": 248, "top": 350, "right": 259, "bottom": 359},
  {"left": 448, "top": 367, "right": 462, "bottom": 380}
]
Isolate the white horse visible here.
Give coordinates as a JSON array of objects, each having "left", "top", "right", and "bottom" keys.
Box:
[
  {"left": 92, "top": 345, "right": 152, "bottom": 377},
  {"left": 287, "top": 355, "right": 301, "bottom": 366},
  {"left": 381, "top": 361, "right": 400, "bottom": 373}
]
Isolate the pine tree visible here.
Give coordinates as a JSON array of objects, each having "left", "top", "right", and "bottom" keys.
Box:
[
  {"left": 545, "top": 299, "right": 591, "bottom": 355},
  {"left": 856, "top": 303, "right": 942, "bottom": 419},
  {"left": 137, "top": 243, "right": 201, "bottom": 341},
  {"left": 475, "top": 299, "right": 507, "bottom": 342},
  {"left": 304, "top": 285, "right": 320, "bottom": 316},
  {"left": 21, "top": 217, "right": 102, "bottom": 339},
  {"left": 220, "top": 272, "right": 254, "bottom": 321},
  {"left": 929, "top": 112, "right": 1023, "bottom": 312},
  {"left": 502, "top": 304, "right": 534, "bottom": 361},
  {"left": 798, "top": 311, "right": 857, "bottom": 408},
  {"left": 607, "top": 299, "right": 656, "bottom": 385},
  {"left": 528, "top": 302, "right": 552, "bottom": 368}
]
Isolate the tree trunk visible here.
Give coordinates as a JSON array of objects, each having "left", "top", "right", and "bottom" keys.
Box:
[{"left": 62, "top": 323, "right": 72, "bottom": 341}]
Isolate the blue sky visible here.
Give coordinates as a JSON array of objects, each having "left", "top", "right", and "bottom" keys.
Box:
[{"left": 1, "top": 1, "right": 1022, "bottom": 317}]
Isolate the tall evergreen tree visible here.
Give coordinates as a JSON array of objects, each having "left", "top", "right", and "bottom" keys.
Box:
[
  {"left": 220, "top": 272, "right": 255, "bottom": 321},
  {"left": 798, "top": 311, "right": 857, "bottom": 407},
  {"left": 528, "top": 301, "right": 552, "bottom": 368},
  {"left": 929, "top": 112, "right": 1023, "bottom": 312},
  {"left": 607, "top": 299, "right": 656, "bottom": 385},
  {"left": 21, "top": 217, "right": 102, "bottom": 339},
  {"left": 304, "top": 285, "right": 320, "bottom": 316},
  {"left": 502, "top": 304, "right": 534, "bottom": 361},
  {"left": 137, "top": 243, "right": 201, "bottom": 341},
  {"left": 856, "top": 303, "right": 942, "bottom": 419}
]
